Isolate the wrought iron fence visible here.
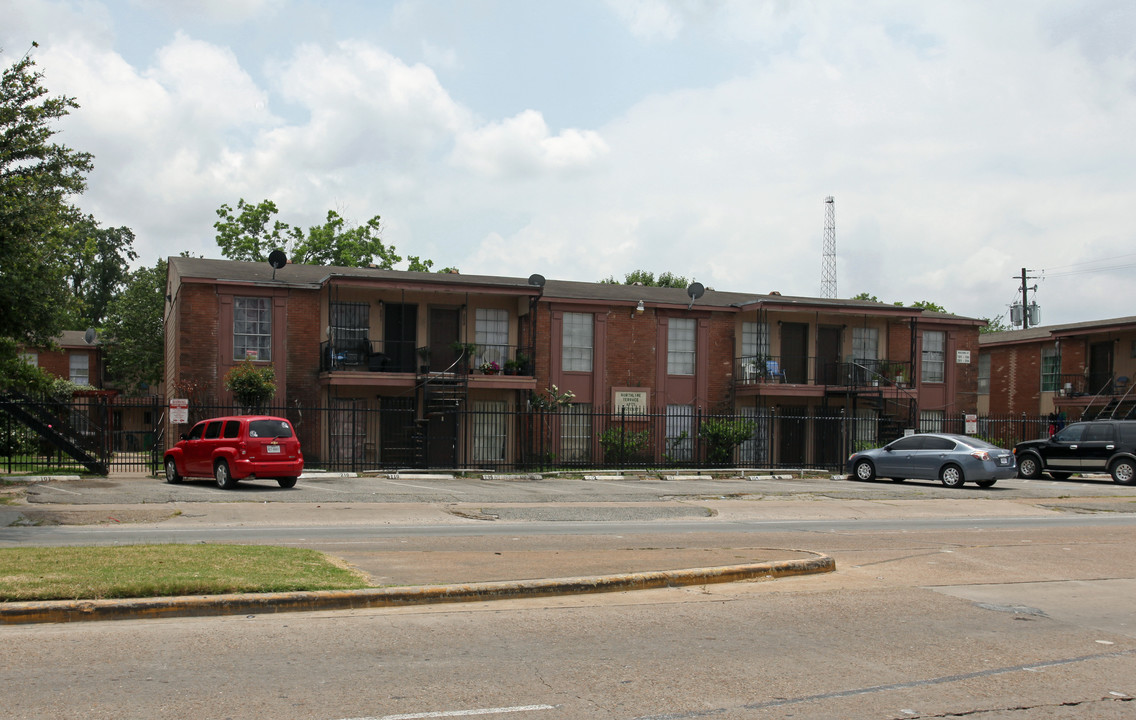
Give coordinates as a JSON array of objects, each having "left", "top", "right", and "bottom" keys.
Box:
[{"left": 0, "top": 392, "right": 1062, "bottom": 476}]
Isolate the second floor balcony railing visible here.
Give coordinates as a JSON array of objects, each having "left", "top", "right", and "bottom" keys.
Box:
[
  {"left": 322, "top": 339, "right": 535, "bottom": 376},
  {"left": 735, "top": 356, "right": 913, "bottom": 389}
]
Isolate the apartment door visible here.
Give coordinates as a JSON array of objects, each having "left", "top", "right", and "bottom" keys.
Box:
[
  {"left": 426, "top": 411, "right": 458, "bottom": 468},
  {"left": 1089, "top": 341, "right": 1113, "bottom": 394},
  {"left": 781, "top": 323, "right": 809, "bottom": 384},
  {"left": 384, "top": 303, "right": 418, "bottom": 372},
  {"left": 816, "top": 326, "right": 842, "bottom": 385},
  {"left": 778, "top": 406, "right": 808, "bottom": 465},
  {"left": 429, "top": 308, "right": 461, "bottom": 371}
]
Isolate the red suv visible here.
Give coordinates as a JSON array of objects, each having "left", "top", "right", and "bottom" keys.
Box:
[{"left": 164, "top": 416, "right": 304, "bottom": 489}]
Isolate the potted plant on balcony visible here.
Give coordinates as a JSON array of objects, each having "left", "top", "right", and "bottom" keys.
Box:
[
  {"left": 479, "top": 360, "right": 500, "bottom": 375},
  {"left": 514, "top": 352, "right": 533, "bottom": 375},
  {"left": 416, "top": 346, "right": 431, "bottom": 374},
  {"left": 503, "top": 359, "right": 521, "bottom": 375},
  {"left": 449, "top": 341, "right": 478, "bottom": 372}
]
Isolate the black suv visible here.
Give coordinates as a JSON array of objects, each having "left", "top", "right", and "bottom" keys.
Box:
[{"left": 1013, "top": 420, "right": 1136, "bottom": 485}]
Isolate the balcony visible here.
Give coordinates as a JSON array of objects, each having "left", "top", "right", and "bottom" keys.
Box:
[
  {"left": 734, "top": 356, "right": 913, "bottom": 389},
  {"left": 321, "top": 340, "right": 535, "bottom": 377}
]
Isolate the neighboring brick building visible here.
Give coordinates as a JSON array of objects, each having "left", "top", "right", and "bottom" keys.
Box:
[
  {"left": 165, "top": 257, "right": 985, "bottom": 469},
  {"left": 979, "top": 316, "right": 1136, "bottom": 420},
  {"left": 20, "top": 330, "right": 103, "bottom": 388}
]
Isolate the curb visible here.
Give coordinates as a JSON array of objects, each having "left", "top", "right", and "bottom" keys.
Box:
[{"left": 0, "top": 554, "right": 834, "bottom": 625}]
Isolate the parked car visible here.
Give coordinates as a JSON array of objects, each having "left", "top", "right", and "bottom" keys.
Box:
[
  {"left": 164, "top": 415, "right": 303, "bottom": 489},
  {"left": 848, "top": 433, "right": 1016, "bottom": 488},
  {"left": 1013, "top": 420, "right": 1136, "bottom": 485}
]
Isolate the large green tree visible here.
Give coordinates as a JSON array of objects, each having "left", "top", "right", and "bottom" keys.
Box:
[
  {"left": 215, "top": 198, "right": 402, "bottom": 268},
  {"left": 600, "top": 270, "right": 690, "bottom": 288},
  {"left": 102, "top": 259, "right": 165, "bottom": 395},
  {"left": 0, "top": 53, "right": 93, "bottom": 352},
  {"left": 59, "top": 217, "right": 138, "bottom": 327}
]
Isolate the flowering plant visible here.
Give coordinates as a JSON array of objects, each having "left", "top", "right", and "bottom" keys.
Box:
[
  {"left": 530, "top": 384, "right": 575, "bottom": 410},
  {"left": 479, "top": 360, "right": 500, "bottom": 374}
]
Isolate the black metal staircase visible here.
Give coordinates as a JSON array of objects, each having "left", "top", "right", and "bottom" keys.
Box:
[{"left": 0, "top": 392, "right": 109, "bottom": 474}]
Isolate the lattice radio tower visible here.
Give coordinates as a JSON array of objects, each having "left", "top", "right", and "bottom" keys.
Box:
[{"left": 821, "top": 196, "right": 837, "bottom": 298}]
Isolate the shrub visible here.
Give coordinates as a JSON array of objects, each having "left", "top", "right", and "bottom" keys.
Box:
[
  {"left": 699, "top": 418, "right": 757, "bottom": 464},
  {"left": 224, "top": 359, "right": 276, "bottom": 411}
]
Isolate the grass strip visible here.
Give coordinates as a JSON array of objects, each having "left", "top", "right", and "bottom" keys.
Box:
[{"left": 0, "top": 544, "right": 371, "bottom": 601}]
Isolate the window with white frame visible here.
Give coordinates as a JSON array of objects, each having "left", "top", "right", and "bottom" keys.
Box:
[
  {"left": 852, "top": 327, "right": 880, "bottom": 381},
  {"left": 1041, "top": 345, "right": 1060, "bottom": 392},
  {"left": 921, "top": 330, "right": 945, "bottom": 383},
  {"left": 920, "top": 410, "right": 944, "bottom": 433},
  {"left": 472, "top": 401, "right": 507, "bottom": 463},
  {"left": 741, "top": 322, "right": 770, "bottom": 359},
  {"left": 978, "top": 352, "right": 991, "bottom": 395},
  {"left": 234, "top": 297, "right": 272, "bottom": 361},
  {"left": 560, "top": 403, "right": 592, "bottom": 462},
  {"left": 476, "top": 308, "right": 509, "bottom": 368},
  {"left": 69, "top": 353, "right": 89, "bottom": 385},
  {"left": 668, "top": 318, "right": 696, "bottom": 375},
  {"left": 665, "top": 404, "right": 694, "bottom": 460},
  {"left": 562, "top": 312, "right": 593, "bottom": 372}
]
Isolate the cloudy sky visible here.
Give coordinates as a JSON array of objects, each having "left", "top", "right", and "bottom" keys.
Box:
[{"left": 5, "top": 0, "right": 1136, "bottom": 326}]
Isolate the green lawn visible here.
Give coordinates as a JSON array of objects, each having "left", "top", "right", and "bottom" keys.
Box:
[{"left": 0, "top": 544, "right": 372, "bottom": 601}]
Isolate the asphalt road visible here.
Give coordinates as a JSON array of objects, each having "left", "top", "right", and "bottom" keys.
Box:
[{"left": 3, "top": 471, "right": 1136, "bottom": 718}]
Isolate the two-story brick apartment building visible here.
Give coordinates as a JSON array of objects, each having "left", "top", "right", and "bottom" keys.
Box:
[
  {"left": 979, "top": 315, "right": 1136, "bottom": 421},
  {"left": 165, "top": 257, "right": 984, "bottom": 469}
]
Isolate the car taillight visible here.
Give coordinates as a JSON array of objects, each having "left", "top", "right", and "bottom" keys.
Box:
[
  {"left": 970, "top": 450, "right": 991, "bottom": 461},
  {"left": 238, "top": 441, "right": 247, "bottom": 456}
]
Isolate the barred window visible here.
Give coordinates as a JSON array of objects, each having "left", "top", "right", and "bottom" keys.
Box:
[
  {"left": 560, "top": 403, "right": 592, "bottom": 462},
  {"left": 473, "top": 401, "right": 507, "bottom": 463},
  {"left": 921, "top": 331, "right": 945, "bottom": 383},
  {"left": 665, "top": 404, "right": 694, "bottom": 460},
  {"left": 234, "top": 297, "right": 272, "bottom": 361},
  {"left": 1041, "top": 345, "right": 1060, "bottom": 392},
  {"left": 920, "top": 410, "right": 945, "bottom": 433},
  {"left": 668, "top": 318, "right": 696, "bottom": 375},
  {"left": 562, "top": 312, "right": 593, "bottom": 372}
]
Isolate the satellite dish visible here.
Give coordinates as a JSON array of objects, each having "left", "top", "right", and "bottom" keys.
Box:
[
  {"left": 84, "top": 328, "right": 96, "bottom": 345},
  {"left": 268, "top": 250, "right": 287, "bottom": 279},
  {"left": 686, "top": 282, "right": 705, "bottom": 310},
  {"left": 527, "top": 273, "right": 546, "bottom": 288}
]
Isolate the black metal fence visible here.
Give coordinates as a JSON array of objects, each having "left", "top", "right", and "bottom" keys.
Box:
[{"left": 1, "top": 392, "right": 1060, "bottom": 476}]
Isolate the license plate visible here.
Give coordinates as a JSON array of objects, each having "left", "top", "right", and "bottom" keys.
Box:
[
  {"left": 266, "top": 445, "right": 281, "bottom": 454},
  {"left": 998, "top": 456, "right": 1008, "bottom": 465}
]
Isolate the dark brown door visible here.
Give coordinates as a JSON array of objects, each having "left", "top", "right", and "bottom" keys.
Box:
[
  {"left": 1089, "top": 341, "right": 1113, "bottom": 394},
  {"left": 780, "top": 322, "right": 809, "bottom": 383},
  {"left": 816, "top": 326, "right": 842, "bottom": 385},
  {"left": 429, "top": 308, "right": 460, "bottom": 371},
  {"left": 384, "top": 304, "right": 418, "bottom": 372}
]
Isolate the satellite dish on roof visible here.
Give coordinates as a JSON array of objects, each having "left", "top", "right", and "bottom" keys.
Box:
[
  {"left": 527, "top": 273, "right": 545, "bottom": 288},
  {"left": 84, "top": 328, "right": 96, "bottom": 345},
  {"left": 268, "top": 250, "right": 287, "bottom": 279},
  {"left": 686, "top": 282, "right": 705, "bottom": 310}
]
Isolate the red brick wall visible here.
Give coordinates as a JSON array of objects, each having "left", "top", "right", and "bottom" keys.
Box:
[
  {"left": 285, "top": 288, "right": 321, "bottom": 407},
  {"left": 173, "top": 283, "right": 220, "bottom": 399},
  {"left": 987, "top": 344, "right": 1040, "bottom": 414}
]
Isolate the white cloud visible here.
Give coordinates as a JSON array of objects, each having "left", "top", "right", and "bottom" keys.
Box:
[
  {"left": 132, "top": 0, "right": 285, "bottom": 24},
  {"left": 451, "top": 110, "right": 609, "bottom": 179}
]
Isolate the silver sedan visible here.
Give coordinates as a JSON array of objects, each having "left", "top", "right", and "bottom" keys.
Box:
[{"left": 848, "top": 433, "right": 1017, "bottom": 488}]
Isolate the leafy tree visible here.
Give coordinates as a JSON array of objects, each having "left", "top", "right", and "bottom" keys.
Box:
[
  {"left": 910, "top": 300, "right": 948, "bottom": 313},
  {"left": 102, "top": 259, "right": 165, "bottom": 395},
  {"left": 215, "top": 198, "right": 426, "bottom": 269},
  {"left": 0, "top": 53, "right": 93, "bottom": 355},
  {"left": 979, "top": 315, "right": 1012, "bottom": 334},
  {"left": 600, "top": 270, "right": 690, "bottom": 288},
  {"left": 59, "top": 217, "right": 137, "bottom": 327},
  {"left": 698, "top": 418, "right": 757, "bottom": 465}
]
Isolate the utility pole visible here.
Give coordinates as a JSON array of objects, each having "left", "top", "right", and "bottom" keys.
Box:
[{"left": 1013, "top": 268, "right": 1040, "bottom": 329}]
